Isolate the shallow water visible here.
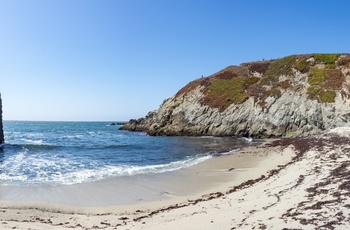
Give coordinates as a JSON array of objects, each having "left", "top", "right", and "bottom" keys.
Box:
[{"left": 0, "top": 121, "right": 255, "bottom": 186}]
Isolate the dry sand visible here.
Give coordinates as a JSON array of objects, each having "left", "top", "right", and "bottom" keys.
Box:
[{"left": 2, "top": 127, "right": 350, "bottom": 229}]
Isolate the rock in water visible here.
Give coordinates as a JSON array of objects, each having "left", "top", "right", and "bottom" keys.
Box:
[
  {"left": 0, "top": 93, "right": 3, "bottom": 144},
  {"left": 121, "top": 53, "right": 350, "bottom": 137}
]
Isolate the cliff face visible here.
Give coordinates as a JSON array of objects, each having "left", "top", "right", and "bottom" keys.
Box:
[
  {"left": 121, "top": 54, "right": 350, "bottom": 137},
  {"left": 0, "top": 93, "right": 4, "bottom": 144}
]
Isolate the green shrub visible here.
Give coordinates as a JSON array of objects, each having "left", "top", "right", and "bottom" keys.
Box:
[
  {"left": 295, "top": 59, "right": 307, "bottom": 72},
  {"left": 319, "top": 90, "right": 336, "bottom": 103},
  {"left": 265, "top": 55, "right": 296, "bottom": 77},
  {"left": 260, "top": 55, "right": 296, "bottom": 86},
  {"left": 307, "top": 66, "right": 344, "bottom": 103},
  {"left": 202, "top": 76, "right": 259, "bottom": 111},
  {"left": 314, "top": 54, "right": 340, "bottom": 65},
  {"left": 307, "top": 87, "right": 321, "bottom": 101},
  {"left": 308, "top": 67, "right": 327, "bottom": 86}
]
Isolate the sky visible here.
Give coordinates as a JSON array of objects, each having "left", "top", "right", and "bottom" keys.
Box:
[{"left": 0, "top": 0, "right": 349, "bottom": 121}]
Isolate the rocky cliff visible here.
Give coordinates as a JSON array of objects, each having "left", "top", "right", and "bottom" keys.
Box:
[
  {"left": 121, "top": 54, "right": 350, "bottom": 137},
  {"left": 0, "top": 93, "right": 4, "bottom": 144}
]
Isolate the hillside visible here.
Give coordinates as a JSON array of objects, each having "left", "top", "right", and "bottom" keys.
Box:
[{"left": 121, "top": 54, "right": 350, "bottom": 137}]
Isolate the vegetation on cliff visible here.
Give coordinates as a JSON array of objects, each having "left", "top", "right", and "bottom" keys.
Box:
[
  {"left": 122, "top": 53, "right": 350, "bottom": 137},
  {"left": 201, "top": 75, "right": 259, "bottom": 112},
  {"left": 175, "top": 53, "right": 348, "bottom": 109},
  {"left": 307, "top": 66, "right": 344, "bottom": 103}
]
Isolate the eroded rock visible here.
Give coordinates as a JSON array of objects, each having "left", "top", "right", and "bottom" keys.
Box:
[{"left": 121, "top": 54, "right": 350, "bottom": 137}]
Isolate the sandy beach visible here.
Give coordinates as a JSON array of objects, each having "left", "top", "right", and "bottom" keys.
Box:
[{"left": 2, "top": 127, "right": 350, "bottom": 229}]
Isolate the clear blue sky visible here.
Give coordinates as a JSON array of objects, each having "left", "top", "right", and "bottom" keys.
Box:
[{"left": 1, "top": 0, "right": 349, "bottom": 121}]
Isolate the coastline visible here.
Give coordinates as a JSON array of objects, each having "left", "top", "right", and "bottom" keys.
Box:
[
  {"left": 0, "top": 139, "right": 296, "bottom": 229},
  {"left": 0, "top": 140, "right": 288, "bottom": 207},
  {"left": 3, "top": 128, "right": 350, "bottom": 229}
]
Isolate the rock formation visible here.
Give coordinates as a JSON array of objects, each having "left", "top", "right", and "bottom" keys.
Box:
[
  {"left": 0, "top": 93, "right": 4, "bottom": 144},
  {"left": 121, "top": 54, "right": 350, "bottom": 137}
]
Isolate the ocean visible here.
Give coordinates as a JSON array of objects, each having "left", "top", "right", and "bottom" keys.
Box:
[{"left": 0, "top": 121, "right": 256, "bottom": 186}]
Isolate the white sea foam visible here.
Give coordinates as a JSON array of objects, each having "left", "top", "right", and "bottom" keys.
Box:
[
  {"left": 0, "top": 174, "right": 28, "bottom": 183},
  {"left": 53, "top": 154, "right": 213, "bottom": 185},
  {"left": 64, "top": 135, "right": 82, "bottom": 139},
  {"left": 0, "top": 152, "right": 213, "bottom": 185},
  {"left": 20, "top": 138, "right": 44, "bottom": 145},
  {"left": 218, "top": 148, "right": 241, "bottom": 155},
  {"left": 0, "top": 151, "right": 28, "bottom": 184}
]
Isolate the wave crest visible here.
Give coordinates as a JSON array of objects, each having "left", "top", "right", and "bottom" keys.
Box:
[{"left": 0, "top": 152, "right": 212, "bottom": 185}]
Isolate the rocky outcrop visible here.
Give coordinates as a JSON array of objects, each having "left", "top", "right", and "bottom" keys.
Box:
[
  {"left": 0, "top": 93, "right": 4, "bottom": 145},
  {"left": 121, "top": 54, "right": 350, "bottom": 137}
]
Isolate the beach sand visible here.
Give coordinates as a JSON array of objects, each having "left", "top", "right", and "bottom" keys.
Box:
[{"left": 2, "top": 128, "right": 350, "bottom": 229}]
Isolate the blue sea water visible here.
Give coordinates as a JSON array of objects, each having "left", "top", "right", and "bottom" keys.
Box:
[{"left": 0, "top": 121, "right": 255, "bottom": 186}]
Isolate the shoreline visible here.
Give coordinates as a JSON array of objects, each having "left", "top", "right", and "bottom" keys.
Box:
[
  {"left": 0, "top": 140, "right": 289, "bottom": 209},
  {"left": 6, "top": 127, "right": 350, "bottom": 229},
  {"left": 0, "top": 139, "right": 297, "bottom": 229}
]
